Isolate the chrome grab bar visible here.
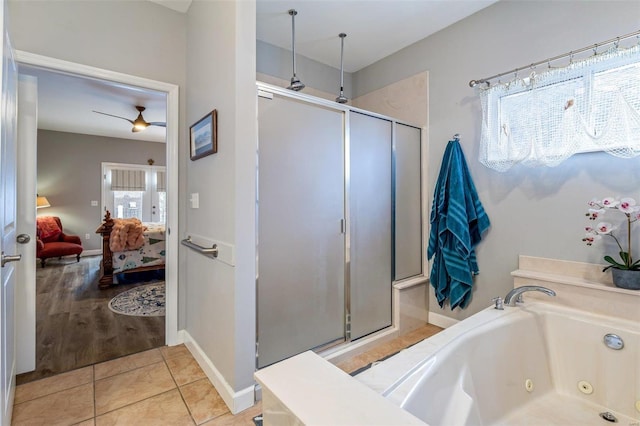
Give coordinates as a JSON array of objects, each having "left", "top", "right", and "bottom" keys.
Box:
[{"left": 181, "top": 236, "right": 218, "bottom": 259}]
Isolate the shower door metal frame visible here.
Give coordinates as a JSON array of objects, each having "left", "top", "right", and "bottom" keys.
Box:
[{"left": 255, "top": 82, "right": 426, "bottom": 369}]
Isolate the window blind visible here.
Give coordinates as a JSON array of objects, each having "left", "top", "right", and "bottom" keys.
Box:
[
  {"left": 111, "top": 169, "right": 146, "bottom": 191},
  {"left": 156, "top": 171, "right": 166, "bottom": 192}
]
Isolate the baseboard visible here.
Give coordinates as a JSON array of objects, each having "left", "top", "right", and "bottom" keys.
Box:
[
  {"left": 180, "top": 330, "right": 255, "bottom": 415},
  {"left": 81, "top": 249, "right": 102, "bottom": 257},
  {"left": 428, "top": 311, "right": 459, "bottom": 329}
]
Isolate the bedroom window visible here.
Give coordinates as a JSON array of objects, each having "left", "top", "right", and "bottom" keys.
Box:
[
  {"left": 102, "top": 163, "right": 166, "bottom": 223},
  {"left": 112, "top": 191, "right": 144, "bottom": 220},
  {"left": 478, "top": 44, "right": 640, "bottom": 171}
]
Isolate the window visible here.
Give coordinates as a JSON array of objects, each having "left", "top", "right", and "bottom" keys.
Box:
[
  {"left": 479, "top": 45, "right": 640, "bottom": 171},
  {"left": 102, "top": 163, "right": 166, "bottom": 223}
]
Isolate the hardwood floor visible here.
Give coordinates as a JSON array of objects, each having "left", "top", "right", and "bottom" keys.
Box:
[{"left": 17, "top": 256, "right": 165, "bottom": 385}]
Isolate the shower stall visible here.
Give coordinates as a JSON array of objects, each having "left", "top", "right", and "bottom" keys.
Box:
[{"left": 256, "top": 83, "right": 423, "bottom": 368}]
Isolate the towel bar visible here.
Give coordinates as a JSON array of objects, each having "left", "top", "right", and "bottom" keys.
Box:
[{"left": 181, "top": 236, "right": 218, "bottom": 258}]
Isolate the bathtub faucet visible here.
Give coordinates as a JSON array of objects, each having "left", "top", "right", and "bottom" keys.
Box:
[{"left": 504, "top": 285, "right": 556, "bottom": 307}]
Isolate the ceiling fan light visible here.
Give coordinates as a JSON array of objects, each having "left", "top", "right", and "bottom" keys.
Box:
[{"left": 133, "top": 116, "right": 149, "bottom": 131}]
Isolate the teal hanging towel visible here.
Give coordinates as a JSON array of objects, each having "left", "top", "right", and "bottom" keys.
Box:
[{"left": 427, "top": 136, "right": 490, "bottom": 309}]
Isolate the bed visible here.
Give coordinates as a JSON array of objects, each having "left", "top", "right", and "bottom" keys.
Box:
[{"left": 95, "top": 211, "right": 166, "bottom": 288}]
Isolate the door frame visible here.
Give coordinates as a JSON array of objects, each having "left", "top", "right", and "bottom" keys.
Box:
[{"left": 14, "top": 50, "right": 180, "bottom": 345}]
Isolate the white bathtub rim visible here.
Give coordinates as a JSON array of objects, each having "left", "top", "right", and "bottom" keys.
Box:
[
  {"left": 380, "top": 305, "right": 531, "bottom": 404},
  {"left": 357, "top": 304, "right": 521, "bottom": 398},
  {"left": 359, "top": 301, "right": 640, "bottom": 416}
]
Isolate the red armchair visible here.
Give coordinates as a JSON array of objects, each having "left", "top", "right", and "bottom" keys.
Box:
[{"left": 36, "top": 216, "right": 83, "bottom": 268}]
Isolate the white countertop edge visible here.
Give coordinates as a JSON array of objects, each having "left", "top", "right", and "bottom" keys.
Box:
[{"left": 254, "top": 351, "right": 426, "bottom": 425}]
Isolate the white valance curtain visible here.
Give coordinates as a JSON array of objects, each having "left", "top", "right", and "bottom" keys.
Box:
[
  {"left": 478, "top": 44, "right": 640, "bottom": 172},
  {"left": 111, "top": 169, "right": 146, "bottom": 191}
]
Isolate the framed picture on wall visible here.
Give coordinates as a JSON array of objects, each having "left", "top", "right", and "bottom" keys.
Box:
[{"left": 190, "top": 109, "right": 218, "bottom": 160}]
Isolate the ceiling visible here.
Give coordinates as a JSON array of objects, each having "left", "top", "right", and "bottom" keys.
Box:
[
  {"left": 20, "top": 65, "right": 167, "bottom": 143},
  {"left": 22, "top": 0, "right": 498, "bottom": 142},
  {"left": 256, "top": 0, "right": 499, "bottom": 72}
]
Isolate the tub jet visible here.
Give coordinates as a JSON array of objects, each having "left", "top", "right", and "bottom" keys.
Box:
[{"left": 599, "top": 412, "right": 618, "bottom": 423}]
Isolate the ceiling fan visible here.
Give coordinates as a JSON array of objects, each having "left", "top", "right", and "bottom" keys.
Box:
[{"left": 92, "top": 105, "right": 166, "bottom": 132}]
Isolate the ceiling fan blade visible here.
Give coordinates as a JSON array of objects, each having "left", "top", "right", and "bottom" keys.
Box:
[
  {"left": 148, "top": 122, "right": 166, "bottom": 128},
  {"left": 93, "top": 110, "right": 135, "bottom": 125}
]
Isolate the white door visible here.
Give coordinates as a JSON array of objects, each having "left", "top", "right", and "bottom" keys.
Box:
[
  {"left": 15, "top": 74, "right": 37, "bottom": 374},
  {"left": 0, "top": 0, "right": 19, "bottom": 421}
]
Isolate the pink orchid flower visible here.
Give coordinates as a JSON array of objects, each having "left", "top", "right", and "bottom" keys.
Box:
[
  {"left": 596, "top": 222, "right": 614, "bottom": 234},
  {"left": 618, "top": 197, "right": 637, "bottom": 214}
]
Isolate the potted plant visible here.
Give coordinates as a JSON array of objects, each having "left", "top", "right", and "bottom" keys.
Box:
[{"left": 582, "top": 197, "right": 640, "bottom": 290}]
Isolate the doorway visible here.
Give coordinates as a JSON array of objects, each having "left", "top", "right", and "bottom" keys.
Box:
[{"left": 13, "top": 51, "right": 179, "bottom": 382}]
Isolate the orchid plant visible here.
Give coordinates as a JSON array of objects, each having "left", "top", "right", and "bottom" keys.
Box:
[{"left": 583, "top": 197, "right": 640, "bottom": 271}]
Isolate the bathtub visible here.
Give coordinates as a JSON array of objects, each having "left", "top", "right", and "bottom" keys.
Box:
[{"left": 358, "top": 302, "right": 640, "bottom": 425}]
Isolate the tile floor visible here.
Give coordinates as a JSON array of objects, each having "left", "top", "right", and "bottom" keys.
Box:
[{"left": 12, "top": 324, "right": 441, "bottom": 425}]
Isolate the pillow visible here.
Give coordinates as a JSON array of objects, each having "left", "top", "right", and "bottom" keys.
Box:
[{"left": 37, "top": 216, "right": 62, "bottom": 242}]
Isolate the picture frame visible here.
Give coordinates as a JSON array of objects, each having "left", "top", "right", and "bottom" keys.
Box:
[{"left": 190, "top": 109, "right": 218, "bottom": 160}]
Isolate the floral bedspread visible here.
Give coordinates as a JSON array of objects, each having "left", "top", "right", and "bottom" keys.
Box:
[{"left": 112, "top": 223, "right": 165, "bottom": 273}]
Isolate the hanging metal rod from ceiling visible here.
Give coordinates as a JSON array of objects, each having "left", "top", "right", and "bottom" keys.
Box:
[{"left": 469, "top": 29, "right": 640, "bottom": 88}]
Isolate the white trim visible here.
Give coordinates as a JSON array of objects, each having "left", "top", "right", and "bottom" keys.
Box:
[
  {"left": 181, "top": 330, "right": 256, "bottom": 415},
  {"left": 14, "top": 50, "right": 180, "bottom": 345},
  {"left": 80, "top": 249, "right": 102, "bottom": 257},
  {"left": 428, "top": 311, "right": 459, "bottom": 329}
]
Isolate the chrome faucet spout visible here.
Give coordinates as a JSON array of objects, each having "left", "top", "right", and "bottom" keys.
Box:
[{"left": 504, "top": 285, "right": 556, "bottom": 306}]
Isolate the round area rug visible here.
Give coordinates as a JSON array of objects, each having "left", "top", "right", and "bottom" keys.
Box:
[{"left": 108, "top": 282, "right": 165, "bottom": 317}]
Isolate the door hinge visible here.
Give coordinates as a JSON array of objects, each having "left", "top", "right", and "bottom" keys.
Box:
[
  {"left": 340, "top": 218, "right": 346, "bottom": 234},
  {"left": 255, "top": 341, "right": 259, "bottom": 360}
]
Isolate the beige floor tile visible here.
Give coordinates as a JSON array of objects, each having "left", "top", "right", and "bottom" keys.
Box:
[
  {"left": 160, "top": 344, "right": 191, "bottom": 360},
  {"left": 367, "top": 344, "right": 395, "bottom": 360},
  {"left": 166, "top": 354, "right": 206, "bottom": 386},
  {"left": 334, "top": 353, "right": 373, "bottom": 374},
  {"left": 95, "top": 362, "right": 176, "bottom": 415},
  {"left": 73, "top": 419, "right": 95, "bottom": 426},
  {"left": 203, "top": 402, "right": 261, "bottom": 426},
  {"left": 94, "top": 348, "right": 163, "bottom": 380},
  {"left": 14, "top": 366, "right": 93, "bottom": 404},
  {"left": 398, "top": 324, "right": 442, "bottom": 346},
  {"left": 12, "top": 382, "right": 94, "bottom": 426},
  {"left": 180, "top": 378, "right": 229, "bottom": 424},
  {"left": 95, "top": 389, "right": 194, "bottom": 426}
]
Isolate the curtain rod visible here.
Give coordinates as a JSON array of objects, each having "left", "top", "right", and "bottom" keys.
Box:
[{"left": 469, "top": 29, "right": 640, "bottom": 88}]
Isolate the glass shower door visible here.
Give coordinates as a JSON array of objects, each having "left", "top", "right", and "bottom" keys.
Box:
[
  {"left": 257, "top": 93, "right": 346, "bottom": 368},
  {"left": 349, "top": 111, "right": 392, "bottom": 340}
]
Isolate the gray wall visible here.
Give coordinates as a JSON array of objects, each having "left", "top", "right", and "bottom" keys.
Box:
[
  {"left": 354, "top": 0, "right": 640, "bottom": 320},
  {"left": 37, "top": 130, "right": 166, "bottom": 251},
  {"left": 9, "top": 0, "right": 257, "bottom": 401},
  {"left": 257, "top": 39, "right": 353, "bottom": 98},
  {"left": 186, "top": 1, "right": 256, "bottom": 393},
  {"left": 9, "top": 0, "right": 188, "bottom": 327}
]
